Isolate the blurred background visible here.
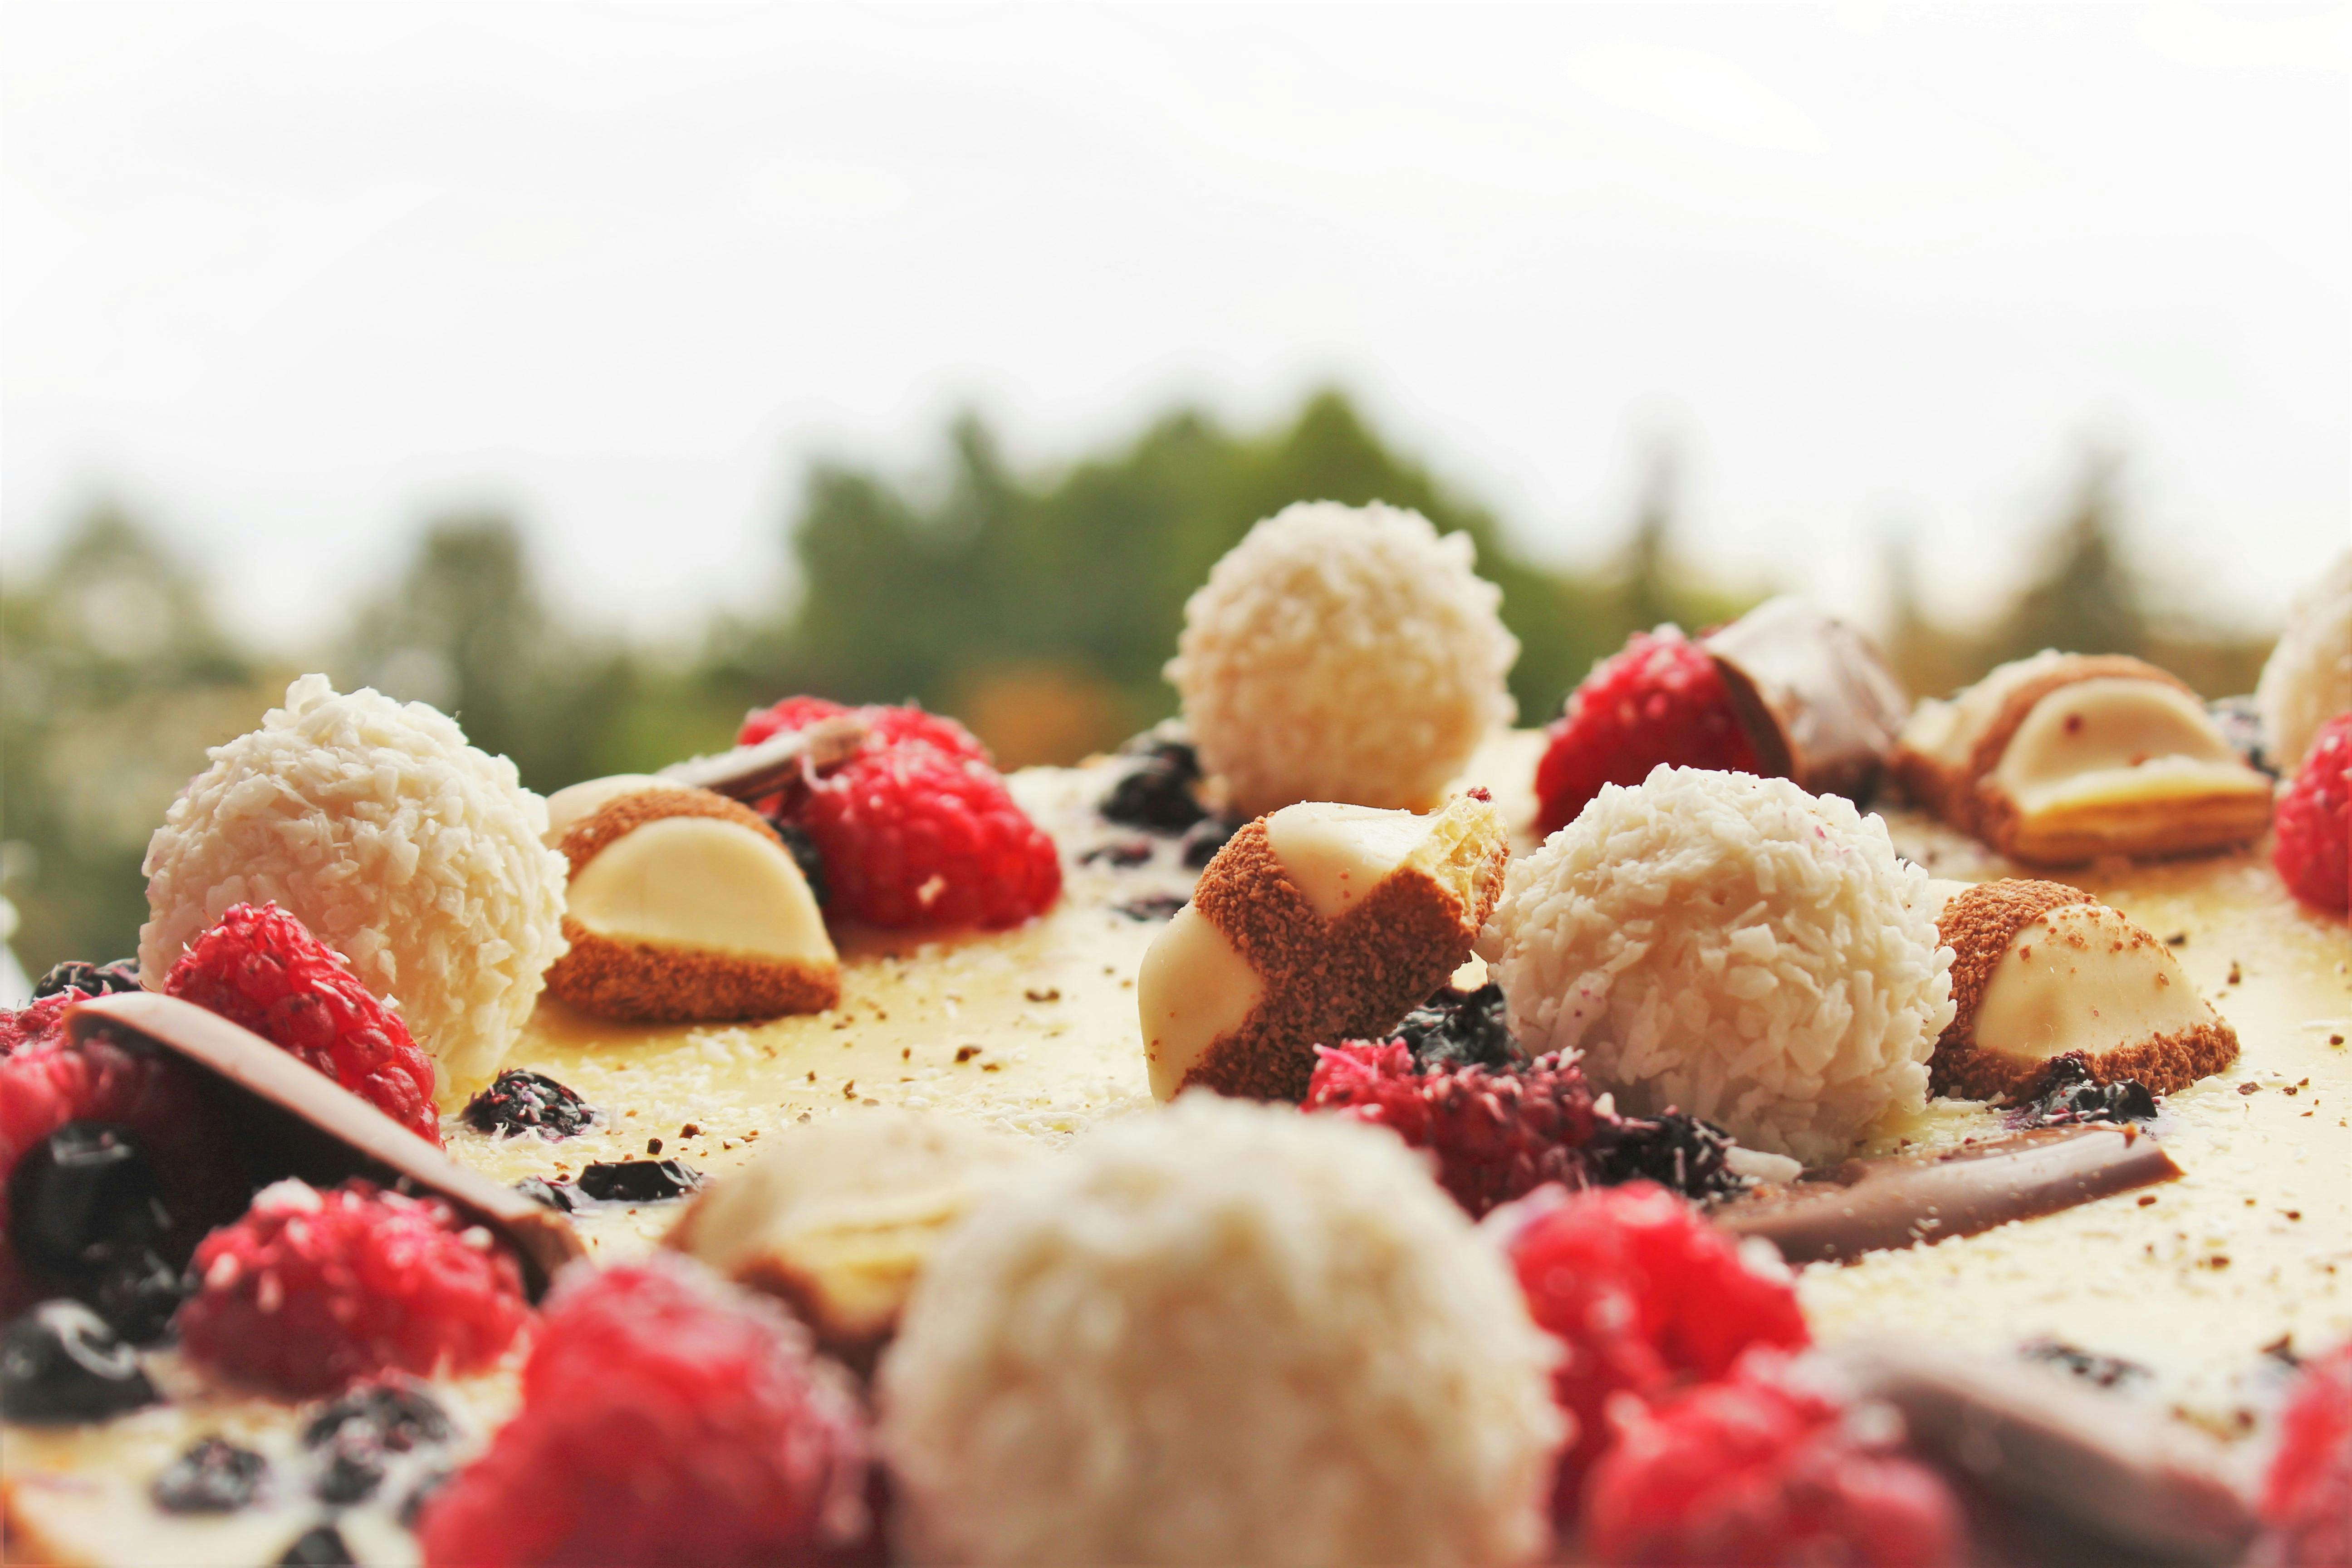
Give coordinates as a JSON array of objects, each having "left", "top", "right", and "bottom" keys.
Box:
[{"left": 2, "top": 4, "right": 2346, "bottom": 977}]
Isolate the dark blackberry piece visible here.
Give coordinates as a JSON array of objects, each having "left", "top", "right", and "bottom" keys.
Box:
[
  {"left": 765, "top": 817, "right": 830, "bottom": 907},
  {"left": 459, "top": 1070, "right": 595, "bottom": 1139},
  {"left": 1114, "top": 894, "right": 1187, "bottom": 922},
  {"left": 152, "top": 1436, "right": 269, "bottom": 1514},
  {"left": 1586, "top": 1109, "right": 1748, "bottom": 1202},
  {"left": 1081, "top": 840, "right": 1155, "bottom": 868},
  {"left": 0, "top": 1300, "right": 158, "bottom": 1423},
  {"left": 1101, "top": 734, "right": 1206, "bottom": 833},
  {"left": 8, "top": 1121, "right": 169, "bottom": 1274},
  {"left": 1180, "top": 816, "right": 1239, "bottom": 868},
  {"left": 92, "top": 1247, "right": 189, "bottom": 1345},
  {"left": 277, "top": 1525, "right": 355, "bottom": 1566},
  {"left": 2019, "top": 1338, "right": 2150, "bottom": 1390},
  {"left": 304, "top": 1380, "right": 454, "bottom": 1504},
  {"left": 574, "top": 1159, "right": 706, "bottom": 1203},
  {"left": 2007, "top": 1055, "right": 2159, "bottom": 1129},
  {"left": 31, "top": 959, "right": 143, "bottom": 1000},
  {"left": 1394, "top": 983, "right": 1525, "bottom": 1071},
  {"left": 2206, "top": 695, "right": 2271, "bottom": 776},
  {"left": 513, "top": 1176, "right": 578, "bottom": 1212}
]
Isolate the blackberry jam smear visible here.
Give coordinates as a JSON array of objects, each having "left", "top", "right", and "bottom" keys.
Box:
[
  {"left": 1100, "top": 733, "right": 1207, "bottom": 833},
  {"left": 461, "top": 1070, "right": 596, "bottom": 1139},
  {"left": 152, "top": 1436, "right": 269, "bottom": 1514}
]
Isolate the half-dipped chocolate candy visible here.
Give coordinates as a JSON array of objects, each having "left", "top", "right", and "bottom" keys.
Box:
[
  {"left": 1138, "top": 792, "right": 1509, "bottom": 1102},
  {"left": 540, "top": 777, "right": 840, "bottom": 1024},
  {"left": 1892, "top": 653, "right": 2273, "bottom": 864},
  {"left": 1701, "top": 596, "right": 1911, "bottom": 802},
  {"left": 1927, "top": 878, "right": 2238, "bottom": 1100}
]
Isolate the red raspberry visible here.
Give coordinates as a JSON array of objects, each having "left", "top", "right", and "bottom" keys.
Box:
[
  {"left": 164, "top": 902, "right": 442, "bottom": 1146},
  {"left": 740, "top": 696, "right": 988, "bottom": 763},
  {"left": 1306, "top": 1041, "right": 1599, "bottom": 1216},
  {"left": 1498, "top": 1182, "right": 1811, "bottom": 1518},
  {"left": 2274, "top": 714, "right": 2352, "bottom": 916},
  {"left": 0, "top": 1026, "right": 245, "bottom": 1318},
  {"left": 2257, "top": 1343, "right": 2352, "bottom": 1567},
  {"left": 0, "top": 993, "right": 77, "bottom": 1058},
  {"left": 178, "top": 1178, "right": 528, "bottom": 1398},
  {"left": 1535, "top": 628, "right": 1764, "bottom": 835},
  {"left": 1584, "top": 1348, "right": 1964, "bottom": 1567},
  {"left": 418, "top": 1255, "right": 873, "bottom": 1568}
]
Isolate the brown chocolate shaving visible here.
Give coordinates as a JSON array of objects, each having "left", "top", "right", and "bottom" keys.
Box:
[
  {"left": 65, "top": 993, "right": 584, "bottom": 1299},
  {"left": 1714, "top": 1126, "right": 2180, "bottom": 1264},
  {"left": 656, "top": 715, "right": 870, "bottom": 801}
]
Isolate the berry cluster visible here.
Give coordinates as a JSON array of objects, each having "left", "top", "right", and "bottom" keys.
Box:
[
  {"left": 177, "top": 1179, "right": 529, "bottom": 1398},
  {"left": 2274, "top": 712, "right": 2352, "bottom": 916},
  {"left": 417, "top": 1255, "right": 873, "bottom": 1567},
  {"left": 164, "top": 902, "right": 442, "bottom": 1146},
  {"left": 1498, "top": 1183, "right": 1813, "bottom": 1517},
  {"left": 2259, "top": 1342, "right": 2352, "bottom": 1568},
  {"left": 1535, "top": 627, "right": 1762, "bottom": 835},
  {"left": 742, "top": 696, "right": 1061, "bottom": 931}
]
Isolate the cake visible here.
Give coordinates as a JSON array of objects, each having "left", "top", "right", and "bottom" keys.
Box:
[{"left": 3, "top": 506, "right": 2347, "bottom": 1568}]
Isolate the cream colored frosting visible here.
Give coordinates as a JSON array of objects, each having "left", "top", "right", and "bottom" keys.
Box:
[
  {"left": 1262, "top": 802, "right": 1433, "bottom": 921},
  {"left": 1138, "top": 903, "right": 1265, "bottom": 1101},
  {"left": 1990, "top": 678, "right": 2267, "bottom": 818},
  {"left": 541, "top": 774, "right": 691, "bottom": 845},
  {"left": 1972, "top": 902, "right": 2217, "bottom": 1062},
  {"left": 566, "top": 815, "right": 834, "bottom": 965}
]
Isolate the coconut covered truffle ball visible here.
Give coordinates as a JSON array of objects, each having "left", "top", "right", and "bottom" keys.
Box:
[
  {"left": 1166, "top": 501, "right": 1519, "bottom": 818},
  {"left": 876, "top": 1094, "right": 1563, "bottom": 1567},
  {"left": 2256, "top": 549, "right": 2352, "bottom": 774},
  {"left": 140, "top": 675, "right": 568, "bottom": 1097},
  {"left": 1479, "top": 767, "right": 1954, "bottom": 1165}
]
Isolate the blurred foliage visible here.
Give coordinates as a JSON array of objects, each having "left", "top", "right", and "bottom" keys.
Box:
[{"left": 0, "top": 393, "right": 2275, "bottom": 977}]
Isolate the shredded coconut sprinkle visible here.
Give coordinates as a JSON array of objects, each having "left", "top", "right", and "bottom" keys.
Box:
[
  {"left": 1479, "top": 766, "right": 1955, "bottom": 1165},
  {"left": 140, "top": 675, "right": 569, "bottom": 1097}
]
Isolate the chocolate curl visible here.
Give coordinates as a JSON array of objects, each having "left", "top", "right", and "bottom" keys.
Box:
[
  {"left": 1704, "top": 597, "right": 1910, "bottom": 801},
  {"left": 1714, "top": 1125, "right": 2180, "bottom": 1265},
  {"left": 65, "top": 993, "right": 583, "bottom": 1300},
  {"left": 658, "top": 714, "right": 871, "bottom": 802}
]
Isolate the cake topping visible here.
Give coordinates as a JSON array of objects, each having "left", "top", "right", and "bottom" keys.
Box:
[
  {"left": 875, "top": 1094, "right": 1563, "bottom": 1568},
  {"left": 2254, "top": 549, "right": 2352, "bottom": 775},
  {"left": 177, "top": 1177, "right": 530, "bottom": 1398},
  {"left": 1892, "top": 653, "right": 2273, "bottom": 865},
  {"left": 1929, "top": 878, "right": 2238, "bottom": 1100},
  {"left": 1481, "top": 767, "right": 1954, "bottom": 1164},
  {"left": 1139, "top": 792, "right": 1509, "bottom": 1102},
  {"left": 1701, "top": 595, "right": 1911, "bottom": 801},
  {"left": 459, "top": 1069, "right": 595, "bottom": 1140},
  {"left": 138, "top": 675, "right": 570, "bottom": 1095},
  {"left": 1536, "top": 627, "right": 1763, "bottom": 834},
  {"left": 30, "top": 959, "right": 143, "bottom": 1001},
  {"left": 740, "top": 696, "right": 1062, "bottom": 930},
  {"left": 1714, "top": 1125, "right": 2181, "bottom": 1264},
  {"left": 1166, "top": 500, "right": 1519, "bottom": 817},
  {"left": 0, "top": 1298, "right": 159, "bottom": 1424},
  {"left": 64, "top": 992, "right": 584, "bottom": 1296},
  {"left": 152, "top": 1436, "right": 270, "bottom": 1514},
  {"left": 416, "top": 1255, "right": 873, "bottom": 1568},
  {"left": 2256, "top": 1341, "right": 2352, "bottom": 1568},
  {"left": 1098, "top": 728, "right": 1209, "bottom": 832},
  {"left": 1583, "top": 1348, "right": 1964, "bottom": 1568},
  {"left": 539, "top": 783, "right": 841, "bottom": 1024},
  {"left": 163, "top": 902, "right": 444, "bottom": 1146},
  {"left": 665, "top": 1108, "right": 1036, "bottom": 1366},
  {"left": 2274, "top": 711, "right": 2351, "bottom": 915},
  {"left": 1491, "top": 1182, "right": 1812, "bottom": 1521}
]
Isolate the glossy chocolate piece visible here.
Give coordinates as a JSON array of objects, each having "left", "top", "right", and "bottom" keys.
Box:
[
  {"left": 1715, "top": 1126, "right": 2180, "bottom": 1264},
  {"left": 1818, "top": 1339, "right": 2255, "bottom": 1564},
  {"left": 1704, "top": 597, "right": 1910, "bottom": 800},
  {"left": 656, "top": 713, "right": 869, "bottom": 801},
  {"left": 64, "top": 994, "right": 583, "bottom": 1299}
]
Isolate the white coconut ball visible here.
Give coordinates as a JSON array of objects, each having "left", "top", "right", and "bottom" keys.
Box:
[
  {"left": 2256, "top": 550, "right": 2352, "bottom": 774},
  {"left": 876, "top": 1093, "right": 1563, "bottom": 1568},
  {"left": 140, "top": 675, "right": 569, "bottom": 1097},
  {"left": 1166, "top": 501, "right": 1519, "bottom": 818},
  {"left": 1478, "top": 767, "right": 1955, "bottom": 1165}
]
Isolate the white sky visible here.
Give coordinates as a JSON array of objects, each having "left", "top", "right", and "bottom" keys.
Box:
[{"left": 3, "top": 2, "right": 2347, "bottom": 651}]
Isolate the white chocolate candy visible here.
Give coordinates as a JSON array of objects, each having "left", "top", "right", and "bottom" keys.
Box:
[
  {"left": 1973, "top": 903, "right": 2217, "bottom": 1067},
  {"left": 542, "top": 774, "right": 690, "bottom": 844},
  {"left": 1140, "top": 904, "right": 1265, "bottom": 1102},
  {"left": 567, "top": 814, "right": 833, "bottom": 967},
  {"left": 1262, "top": 801, "right": 1436, "bottom": 921}
]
